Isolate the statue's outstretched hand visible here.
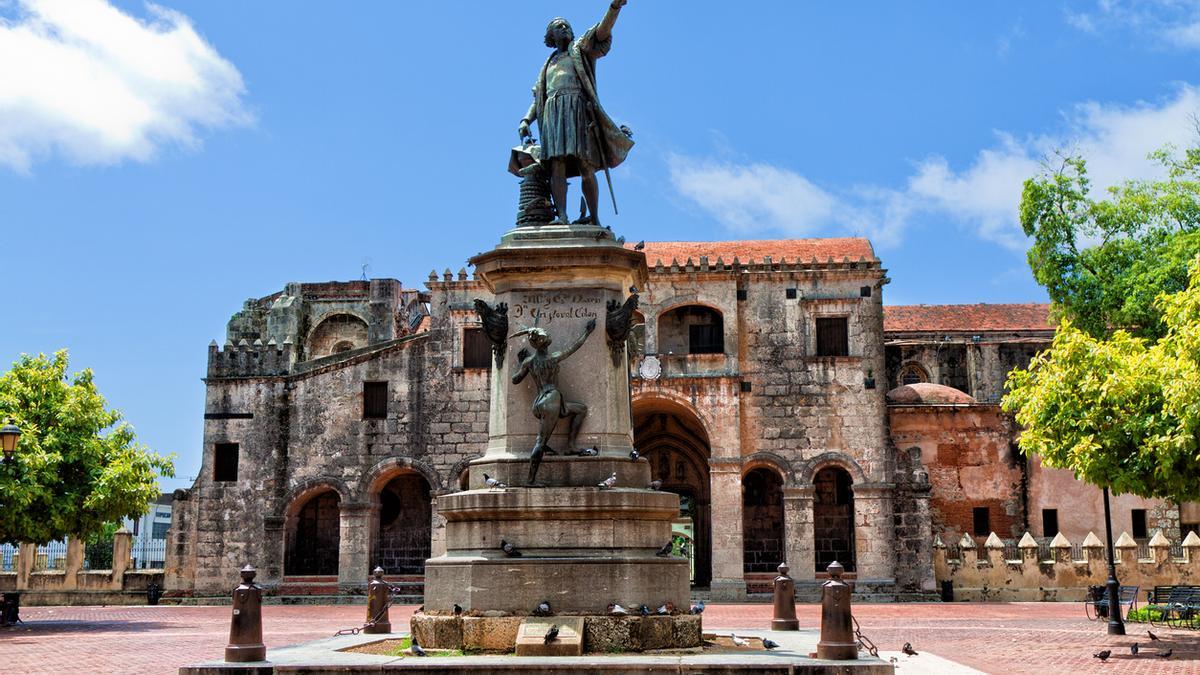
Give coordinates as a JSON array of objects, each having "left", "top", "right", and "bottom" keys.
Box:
[
  {"left": 585, "top": 318, "right": 597, "bottom": 333},
  {"left": 518, "top": 120, "right": 532, "bottom": 142},
  {"left": 613, "top": 0, "right": 627, "bottom": 6}
]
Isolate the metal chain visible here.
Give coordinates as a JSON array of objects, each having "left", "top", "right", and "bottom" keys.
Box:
[
  {"left": 851, "top": 612, "right": 879, "bottom": 658},
  {"left": 333, "top": 583, "right": 404, "bottom": 636}
]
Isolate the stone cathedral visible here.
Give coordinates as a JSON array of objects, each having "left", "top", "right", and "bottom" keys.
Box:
[{"left": 164, "top": 237, "right": 1197, "bottom": 601}]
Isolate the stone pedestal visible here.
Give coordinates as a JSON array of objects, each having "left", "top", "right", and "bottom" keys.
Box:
[{"left": 420, "top": 224, "right": 695, "bottom": 650}]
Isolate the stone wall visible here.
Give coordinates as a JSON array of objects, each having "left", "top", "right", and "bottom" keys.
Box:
[{"left": 935, "top": 530, "right": 1200, "bottom": 601}]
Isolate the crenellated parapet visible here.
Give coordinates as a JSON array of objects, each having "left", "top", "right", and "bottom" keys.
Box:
[
  {"left": 935, "top": 529, "right": 1200, "bottom": 601},
  {"left": 207, "top": 338, "right": 294, "bottom": 378}
]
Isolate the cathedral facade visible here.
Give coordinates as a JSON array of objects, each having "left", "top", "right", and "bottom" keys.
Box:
[{"left": 164, "top": 237, "right": 1197, "bottom": 600}]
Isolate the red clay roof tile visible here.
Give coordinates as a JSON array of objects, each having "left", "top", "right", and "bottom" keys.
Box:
[
  {"left": 629, "top": 238, "right": 876, "bottom": 265},
  {"left": 884, "top": 303, "right": 1053, "bottom": 333}
]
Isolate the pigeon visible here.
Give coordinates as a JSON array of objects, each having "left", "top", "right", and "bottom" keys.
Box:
[
  {"left": 731, "top": 634, "right": 748, "bottom": 647},
  {"left": 534, "top": 601, "right": 552, "bottom": 616},
  {"left": 656, "top": 602, "right": 674, "bottom": 615},
  {"left": 634, "top": 240, "right": 645, "bottom": 251},
  {"left": 608, "top": 603, "right": 630, "bottom": 616},
  {"left": 1131, "top": 643, "right": 1139, "bottom": 655},
  {"left": 639, "top": 604, "right": 650, "bottom": 617},
  {"left": 598, "top": 472, "right": 617, "bottom": 489},
  {"left": 902, "top": 643, "right": 918, "bottom": 656},
  {"left": 629, "top": 285, "right": 638, "bottom": 294},
  {"left": 453, "top": 603, "right": 462, "bottom": 616},
  {"left": 763, "top": 638, "right": 780, "bottom": 650},
  {"left": 544, "top": 625, "right": 559, "bottom": 644},
  {"left": 630, "top": 449, "right": 640, "bottom": 461},
  {"left": 1159, "top": 648, "right": 1173, "bottom": 658},
  {"left": 483, "top": 473, "right": 506, "bottom": 489},
  {"left": 617, "top": 236, "right": 626, "bottom": 244},
  {"left": 1148, "top": 630, "right": 1160, "bottom": 641},
  {"left": 500, "top": 539, "right": 522, "bottom": 557},
  {"left": 411, "top": 639, "right": 426, "bottom": 657},
  {"left": 579, "top": 446, "right": 599, "bottom": 457},
  {"left": 1093, "top": 650, "right": 1111, "bottom": 662},
  {"left": 655, "top": 541, "right": 673, "bottom": 557},
  {"left": 689, "top": 600, "right": 705, "bottom": 615},
  {"left": 648, "top": 480, "right": 662, "bottom": 490}
]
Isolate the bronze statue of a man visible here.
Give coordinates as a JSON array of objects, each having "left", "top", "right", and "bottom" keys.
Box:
[
  {"left": 511, "top": 319, "right": 596, "bottom": 485},
  {"left": 518, "top": 1, "right": 634, "bottom": 227}
]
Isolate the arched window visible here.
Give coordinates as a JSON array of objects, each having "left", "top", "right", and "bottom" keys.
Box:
[
  {"left": 898, "top": 362, "right": 928, "bottom": 386},
  {"left": 657, "top": 305, "right": 724, "bottom": 355},
  {"left": 307, "top": 314, "right": 369, "bottom": 359}
]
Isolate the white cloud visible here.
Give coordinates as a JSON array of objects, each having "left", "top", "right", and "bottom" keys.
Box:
[
  {"left": 1066, "top": 1, "right": 1200, "bottom": 50},
  {"left": 668, "top": 85, "right": 1200, "bottom": 250},
  {"left": 0, "top": 0, "right": 250, "bottom": 172},
  {"left": 667, "top": 155, "right": 838, "bottom": 236}
]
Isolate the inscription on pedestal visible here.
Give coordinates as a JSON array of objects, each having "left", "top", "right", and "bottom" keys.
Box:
[{"left": 511, "top": 290, "right": 603, "bottom": 326}]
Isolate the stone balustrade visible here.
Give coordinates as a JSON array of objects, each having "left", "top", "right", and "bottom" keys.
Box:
[
  {"left": 935, "top": 530, "right": 1200, "bottom": 601},
  {"left": 0, "top": 529, "right": 164, "bottom": 605}
]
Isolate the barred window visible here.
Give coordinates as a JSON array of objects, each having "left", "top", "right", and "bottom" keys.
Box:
[
  {"left": 815, "top": 317, "right": 849, "bottom": 357},
  {"left": 463, "top": 328, "right": 491, "bottom": 369},
  {"left": 363, "top": 382, "right": 388, "bottom": 419}
]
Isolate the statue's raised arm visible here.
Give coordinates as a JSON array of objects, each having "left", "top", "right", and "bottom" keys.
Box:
[
  {"left": 595, "top": 0, "right": 627, "bottom": 43},
  {"left": 553, "top": 319, "right": 596, "bottom": 362}
]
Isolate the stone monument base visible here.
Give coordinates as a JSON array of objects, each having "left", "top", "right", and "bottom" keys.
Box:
[{"left": 411, "top": 613, "right": 703, "bottom": 652}]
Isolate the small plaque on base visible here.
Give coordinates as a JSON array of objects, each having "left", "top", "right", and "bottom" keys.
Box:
[{"left": 515, "top": 617, "right": 585, "bottom": 656}]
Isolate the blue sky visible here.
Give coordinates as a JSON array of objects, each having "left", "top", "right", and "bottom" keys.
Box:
[{"left": 2, "top": 0, "right": 1200, "bottom": 489}]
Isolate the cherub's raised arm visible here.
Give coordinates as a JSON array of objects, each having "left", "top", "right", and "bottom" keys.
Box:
[
  {"left": 595, "top": 0, "right": 626, "bottom": 43},
  {"left": 512, "top": 352, "right": 531, "bottom": 384},
  {"left": 553, "top": 319, "right": 596, "bottom": 361}
]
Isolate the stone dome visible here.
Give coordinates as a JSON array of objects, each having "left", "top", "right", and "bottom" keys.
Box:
[{"left": 886, "top": 382, "right": 976, "bottom": 405}]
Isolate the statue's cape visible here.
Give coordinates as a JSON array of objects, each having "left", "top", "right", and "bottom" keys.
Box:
[{"left": 533, "top": 24, "right": 634, "bottom": 171}]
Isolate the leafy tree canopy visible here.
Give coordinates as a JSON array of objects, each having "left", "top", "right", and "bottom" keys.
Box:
[
  {"left": 1003, "top": 260, "right": 1200, "bottom": 502},
  {"left": 1020, "top": 145, "right": 1200, "bottom": 340},
  {"left": 0, "top": 351, "right": 174, "bottom": 544}
]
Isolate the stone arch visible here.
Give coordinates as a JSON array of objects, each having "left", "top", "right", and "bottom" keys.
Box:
[
  {"left": 306, "top": 312, "right": 370, "bottom": 359},
  {"left": 741, "top": 464, "right": 785, "bottom": 574},
  {"left": 797, "top": 452, "right": 868, "bottom": 486},
  {"left": 279, "top": 477, "right": 353, "bottom": 518},
  {"left": 742, "top": 451, "right": 796, "bottom": 486},
  {"left": 371, "top": 470, "right": 433, "bottom": 575},
  {"left": 363, "top": 456, "right": 443, "bottom": 497},
  {"left": 631, "top": 390, "right": 717, "bottom": 438},
  {"left": 283, "top": 481, "right": 344, "bottom": 576},
  {"left": 447, "top": 457, "right": 477, "bottom": 492},
  {"left": 632, "top": 393, "right": 712, "bottom": 586}
]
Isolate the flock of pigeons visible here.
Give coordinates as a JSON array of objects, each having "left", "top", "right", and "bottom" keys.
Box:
[{"left": 1093, "top": 629, "right": 1175, "bottom": 661}]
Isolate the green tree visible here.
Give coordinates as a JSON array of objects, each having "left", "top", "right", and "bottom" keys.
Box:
[
  {"left": 1019, "top": 146, "right": 1200, "bottom": 340},
  {"left": 0, "top": 351, "right": 174, "bottom": 544},
  {"left": 1003, "top": 260, "right": 1200, "bottom": 502}
]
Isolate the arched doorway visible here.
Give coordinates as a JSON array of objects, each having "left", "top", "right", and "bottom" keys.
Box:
[
  {"left": 742, "top": 467, "right": 784, "bottom": 574},
  {"left": 285, "top": 489, "right": 341, "bottom": 575},
  {"left": 373, "top": 473, "right": 432, "bottom": 574},
  {"left": 632, "top": 397, "right": 711, "bottom": 587},
  {"left": 813, "top": 466, "right": 855, "bottom": 572}
]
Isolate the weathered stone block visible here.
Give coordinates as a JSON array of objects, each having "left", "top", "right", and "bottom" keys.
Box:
[
  {"left": 638, "top": 615, "right": 674, "bottom": 651},
  {"left": 461, "top": 616, "right": 521, "bottom": 651},
  {"left": 583, "top": 616, "right": 638, "bottom": 653},
  {"left": 410, "top": 614, "right": 462, "bottom": 650}
]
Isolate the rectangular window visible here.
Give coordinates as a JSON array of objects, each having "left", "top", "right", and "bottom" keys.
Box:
[
  {"left": 972, "top": 506, "right": 990, "bottom": 537},
  {"left": 688, "top": 324, "right": 723, "bottom": 354},
  {"left": 463, "top": 328, "right": 491, "bottom": 369},
  {"left": 363, "top": 381, "right": 388, "bottom": 419},
  {"left": 1131, "top": 509, "right": 1148, "bottom": 538},
  {"left": 1041, "top": 509, "right": 1059, "bottom": 538},
  {"left": 152, "top": 522, "right": 170, "bottom": 539},
  {"left": 213, "top": 443, "right": 239, "bottom": 482},
  {"left": 815, "top": 317, "right": 849, "bottom": 356}
]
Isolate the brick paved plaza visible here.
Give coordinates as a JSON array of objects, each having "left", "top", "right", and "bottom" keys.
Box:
[{"left": 3, "top": 602, "right": 1197, "bottom": 674}]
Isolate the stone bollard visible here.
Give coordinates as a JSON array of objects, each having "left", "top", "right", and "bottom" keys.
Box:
[
  {"left": 225, "top": 565, "right": 266, "bottom": 663},
  {"left": 816, "top": 561, "right": 857, "bottom": 660},
  {"left": 771, "top": 563, "right": 799, "bottom": 630},
  {"left": 364, "top": 566, "right": 392, "bottom": 634}
]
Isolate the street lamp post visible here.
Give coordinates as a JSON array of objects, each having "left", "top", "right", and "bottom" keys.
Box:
[
  {"left": 0, "top": 421, "right": 20, "bottom": 462},
  {"left": 1101, "top": 485, "right": 1125, "bottom": 635}
]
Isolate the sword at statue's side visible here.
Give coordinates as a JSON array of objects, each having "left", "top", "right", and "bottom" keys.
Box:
[{"left": 588, "top": 116, "right": 619, "bottom": 216}]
